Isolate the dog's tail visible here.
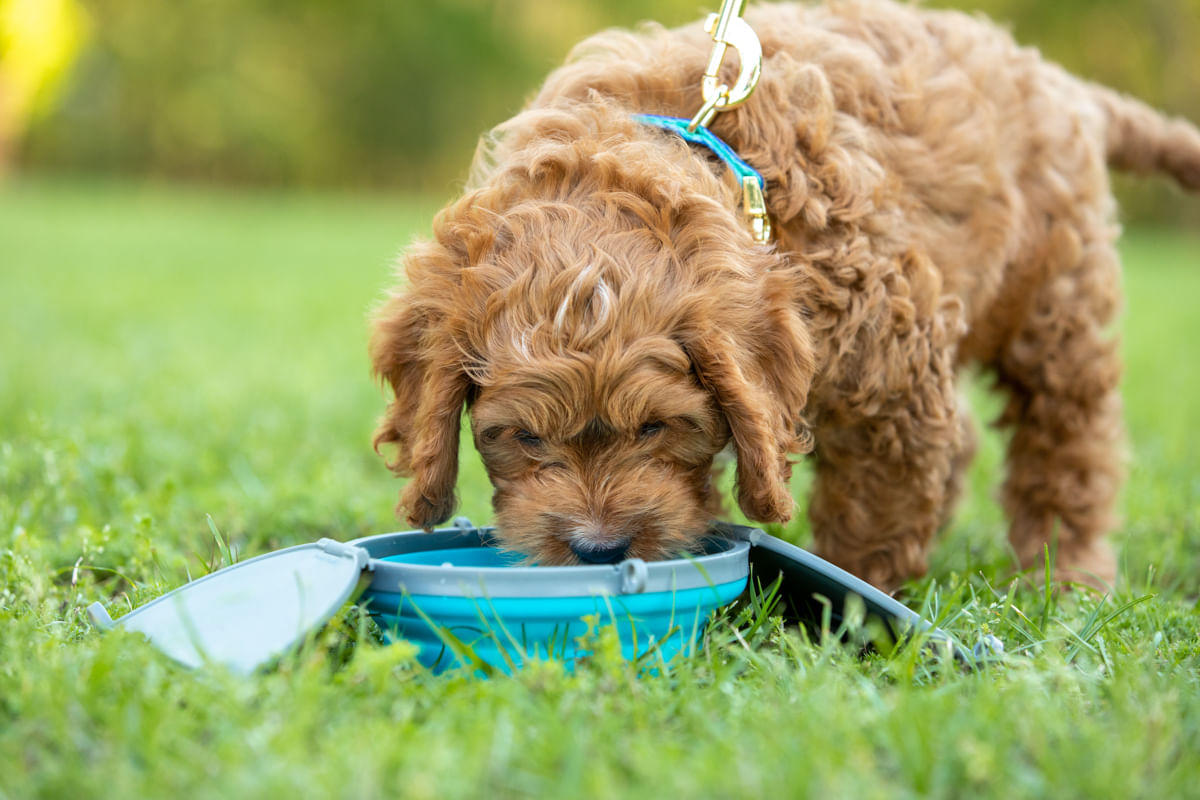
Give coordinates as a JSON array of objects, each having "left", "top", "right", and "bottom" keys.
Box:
[{"left": 1093, "top": 84, "right": 1200, "bottom": 191}]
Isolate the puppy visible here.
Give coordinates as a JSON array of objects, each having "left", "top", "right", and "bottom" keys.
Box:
[{"left": 370, "top": 0, "right": 1200, "bottom": 589}]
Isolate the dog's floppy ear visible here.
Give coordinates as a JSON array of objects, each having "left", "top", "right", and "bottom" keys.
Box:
[
  {"left": 370, "top": 257, "right": 470, "bottom": 529},
  {"left": 684, "top": 270, "right": 815, "bottom": 523}
]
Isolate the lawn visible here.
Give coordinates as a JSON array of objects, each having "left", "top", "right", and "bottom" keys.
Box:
[{"left": 2, "top": 177, "right": 1198, "bottom": 798}]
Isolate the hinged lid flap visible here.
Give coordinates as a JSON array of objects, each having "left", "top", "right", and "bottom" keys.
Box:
[{"left": 90, "top": 538, "right": 371, "bottom": 674}]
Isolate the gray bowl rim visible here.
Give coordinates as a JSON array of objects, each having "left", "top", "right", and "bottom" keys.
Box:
[{"left": 349, "top": 522, "right": 752, "bottom": 598}]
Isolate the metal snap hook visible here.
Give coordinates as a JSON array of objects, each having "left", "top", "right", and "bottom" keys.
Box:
[{"left": 691, "top": 0, "right": 763, "bottom": 130}]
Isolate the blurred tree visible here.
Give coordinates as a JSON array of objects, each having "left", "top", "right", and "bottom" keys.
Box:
[
  {"left": 12, "top": 0, "right": 1200, "bottom": 221},
  {"left": 15, "top": 0, "right": 698, "bottom": 192},
  {"left": 0, "top": 0, "right": 87, "bottom": 172}
]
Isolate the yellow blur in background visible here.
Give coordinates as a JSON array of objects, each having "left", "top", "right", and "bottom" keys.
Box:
[{"left": 0, "top": 0, "right": 87, "bottom": 166}]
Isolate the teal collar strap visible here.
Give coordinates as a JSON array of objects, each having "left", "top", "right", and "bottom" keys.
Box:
[{"left": 633, "top": 113, "right": 771, "bottom": 242}]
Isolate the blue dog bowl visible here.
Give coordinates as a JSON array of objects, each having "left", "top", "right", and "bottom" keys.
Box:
[
  {"left": 88, "top": 520, "right": 973, "bottom": 674},
  {"left": 351, "top": 525, "right": 750, "bottom": 672}
]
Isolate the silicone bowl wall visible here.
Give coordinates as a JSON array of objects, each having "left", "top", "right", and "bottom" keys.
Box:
[{"left": 351, "top": 527, "right": 750, "bottom": 673}]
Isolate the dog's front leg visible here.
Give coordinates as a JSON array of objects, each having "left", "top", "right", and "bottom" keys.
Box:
[
  {"left": 807, "top": 408, "right": 964, "bottom": 591},
  {"left": 805, "top": 307, "right": 965, "bottom": 592}
]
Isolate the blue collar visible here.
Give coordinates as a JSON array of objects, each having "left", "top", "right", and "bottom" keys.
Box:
[
  {"left": 633, "top": 113, "right": 770, "bottom": 242},
  {"left": 633, "top": 113, "right": 765, "bottom": 189}
]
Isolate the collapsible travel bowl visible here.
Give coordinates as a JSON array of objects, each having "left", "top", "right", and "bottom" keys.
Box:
[
  {"left": 350, "top": 525, "right": 750, "bottom": 672},
  {"left": 88, "top": 520, "right": 974, "bottom": 674}
]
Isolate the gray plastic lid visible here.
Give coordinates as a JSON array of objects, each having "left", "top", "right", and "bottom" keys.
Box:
[{"left": 87, "top": 539, "right": 371, "bottom": 675}]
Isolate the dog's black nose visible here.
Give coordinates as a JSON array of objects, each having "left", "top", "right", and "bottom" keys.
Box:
[{"left": 570, "top": 540, "right": 630, "bottom": 564}]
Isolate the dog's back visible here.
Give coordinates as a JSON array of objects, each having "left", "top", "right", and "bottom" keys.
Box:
[{"left": 531, "top": 0, "right": 1198, "bottom": 353}]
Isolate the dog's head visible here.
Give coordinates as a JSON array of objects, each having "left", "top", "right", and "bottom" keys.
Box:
[{"left": 371, "top": 106, "right": 815, "bottom": 563}]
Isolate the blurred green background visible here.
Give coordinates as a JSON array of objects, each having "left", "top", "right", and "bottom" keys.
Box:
[{"left": 2, "top": 0, "right": 1199, "bottom": 221}]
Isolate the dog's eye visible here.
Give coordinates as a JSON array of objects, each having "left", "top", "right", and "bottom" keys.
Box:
[
  {"left": 514, "top": 429, "right": 543, "bottom": 447},
  {"left": 639, "top": 421, "right": 666, "bottom": 438}
]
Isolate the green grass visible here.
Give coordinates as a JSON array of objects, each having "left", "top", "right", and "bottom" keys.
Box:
[{"left": 2, "top": 177, "right": 1199, "bottom": 799}]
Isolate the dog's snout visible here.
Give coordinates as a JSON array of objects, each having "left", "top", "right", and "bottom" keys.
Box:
[{"left": 569, "top": 537, "right": 631, "bottom": 564}]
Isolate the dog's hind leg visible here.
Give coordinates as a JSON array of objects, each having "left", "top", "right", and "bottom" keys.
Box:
[{"left": 993, "top": 224, "right": 1124, "bottom": 589}]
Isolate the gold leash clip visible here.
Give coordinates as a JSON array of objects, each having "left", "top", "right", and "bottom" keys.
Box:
[
  {"left": 687, "top": 0, "right": 763, "bottom": 132},
  {"left": 741, "top": 175, "right": 771, "bottom": 243}
]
